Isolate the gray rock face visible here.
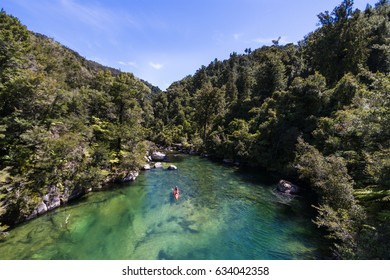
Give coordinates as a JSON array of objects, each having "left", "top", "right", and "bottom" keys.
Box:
[
  {"left": 37, "top": 201, "right": 48, "bottom": 215},
  {"left": 277, "top": 180, "right": 299, "bottom": 194},
  {"left": 47, "top": 196, "right": 61, "bottom": 210}
]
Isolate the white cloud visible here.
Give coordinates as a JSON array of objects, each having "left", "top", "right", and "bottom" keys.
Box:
[
  {"left": 149, "top": 62, "right": 163, "bottom": 70},
  {"left": 128, "top": 61, "right": 138, "bottom": 68},
  {"left": 233, "top": 33, "right": 242, "bottom": 41},
  {"left": 59, "top": 0, "right": 138, "bottom": 32},
  {"left": 118, "top": 61, "right": 138, "bottom": 67}
]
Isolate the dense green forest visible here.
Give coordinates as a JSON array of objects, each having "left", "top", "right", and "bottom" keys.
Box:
[
  {"left": 0, "top": 9, "right": 158, "bottom": 230},
  {"left": 1, "top": 0, "right": 389, "bottom": 259}
]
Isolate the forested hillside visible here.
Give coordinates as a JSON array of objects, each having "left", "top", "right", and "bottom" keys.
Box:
[
  {"left": 0, "top": 9, "right": 157, "bottom": 230},
  {"left": 1, "top": 0, "right": 389, "bottom": 259},
  {"left": 149, "top": 0, "right": 390, "bottom": 259}
]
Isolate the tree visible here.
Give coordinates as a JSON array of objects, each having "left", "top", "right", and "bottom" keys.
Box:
[
  {"left": 295, "top": 138, "right": 365, "bottom": 258},
  {"left": 305, "top": 0, "right": 372, "bottom": 85},
  {"left": 194, "top": 82, "right": 225, "bottom": 142}
]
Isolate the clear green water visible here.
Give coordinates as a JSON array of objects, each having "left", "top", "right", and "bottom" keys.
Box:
[{"left": 0, "top": 154, "right": 327, "bottom": 260}]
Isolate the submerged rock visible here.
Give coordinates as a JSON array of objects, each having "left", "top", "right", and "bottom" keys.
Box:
[
  {"left": 154, "top": 162, "right": 163, "bottom": 168},
  {"left": 167, "top": 165, "right": 177, "bottom": 170},
  {"left": 277, "top": 180, "right": 299, "bottom": 194}
]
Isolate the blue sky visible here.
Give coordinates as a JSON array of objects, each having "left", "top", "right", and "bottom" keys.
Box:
[{"left": 2, "top": 0, "right": 378, "bottom": 90}]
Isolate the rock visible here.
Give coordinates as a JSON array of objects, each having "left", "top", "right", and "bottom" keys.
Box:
[
  {"left": 142, "top": 164, "right": 151, "bottom": 170},
  {"left": 154, "top": 162, "right": 163, "bottom": 168},
  {"left": 43, "top": 194, "right": 50, "bottom": 202},
  {"left": 144, "top": 156, "right": 151, "bottom": 162},
  {"left": 277, "top": 180, "right": 299, "bottom": 194},
  {"left": 222, "top": 159, "right": 234, "bottom": 164},
  {"left": 122, "top": 171, "right": 139, "bottom": 182},
  {"left": 152, "top": 151, "right": 166, "bottom": 161},
  {"left": 47, "top": 196, "right": 61, "bottom": 210},
  {"left": 168, "top": 165, "right": 177, "bottom": 170},
  {"left": 27, "top": 210, "right": 38, "bottom": 221},
  {"left": 37, "top": 201, "right": 48, "bottom": 215}
]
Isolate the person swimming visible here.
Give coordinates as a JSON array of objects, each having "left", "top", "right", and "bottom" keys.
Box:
[{"left": 172, "top": 186, "right": 180, "bottom": 200}]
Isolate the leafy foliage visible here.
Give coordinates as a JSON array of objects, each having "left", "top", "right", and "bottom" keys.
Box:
[{"left": 0, "top": 10, "right": 152, "bottom": 226}]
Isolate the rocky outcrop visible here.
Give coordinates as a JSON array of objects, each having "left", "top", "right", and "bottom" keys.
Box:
[
  {"left": 277, "top": 180, "right": 299, "bottom": 194},
  {"left": 28, "top": 186, "right": 65, "bottom": 220},
  {"left": 152, "top": 151, "right": 166, "bottom": 161},
  {"left": 21, "top": 167, "right": 143, "bottom": 224},
  {"left": 168, "top": 165, "right": 177, "bottom": 170}
]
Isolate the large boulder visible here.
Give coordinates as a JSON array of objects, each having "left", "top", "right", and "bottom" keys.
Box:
[
  {"left": 277, "top": 180, "right": 299, "bottom": 194},
  {"left": 152, "top": 151, "right": 166, "bottom": 161}
]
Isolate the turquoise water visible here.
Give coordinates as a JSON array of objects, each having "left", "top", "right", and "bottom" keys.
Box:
[{"left": 0, "top": 154, "right": 326, "bottom": 259}]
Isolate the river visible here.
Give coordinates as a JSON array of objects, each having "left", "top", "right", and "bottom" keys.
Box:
[{"left": 0, "top": 154, "right": 328, "bottom": 259}]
